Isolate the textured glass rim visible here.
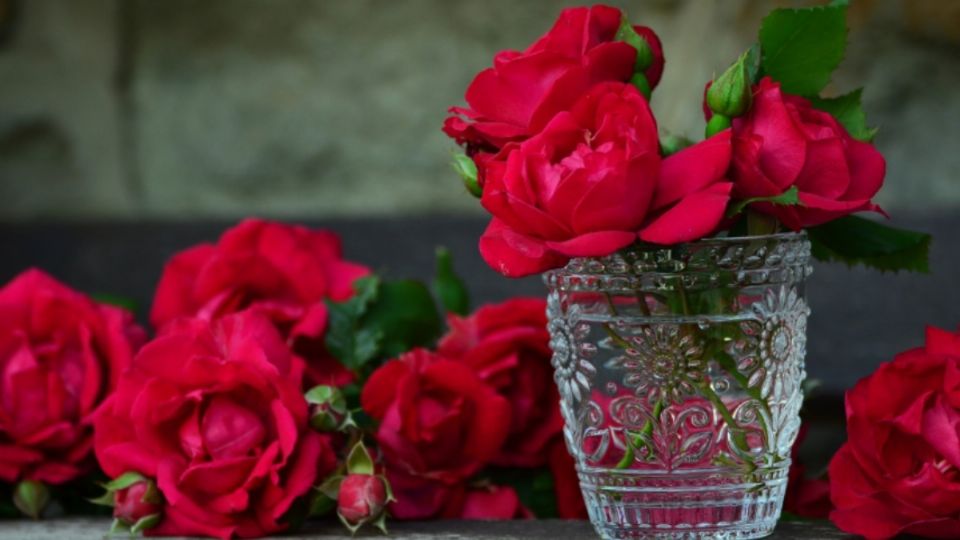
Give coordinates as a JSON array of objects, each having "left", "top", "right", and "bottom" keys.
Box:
[
  {"left": 693, "top": 230, "right": 805, "bottom": 243},
  {"left": 633, "top": 230, "right": 807, "bottom": 247},
  {"left": 543, "top": 231, "right": 811, "bottom": 281}
]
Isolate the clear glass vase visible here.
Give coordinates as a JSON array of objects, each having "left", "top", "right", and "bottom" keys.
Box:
[{"left": 543, "top": 233, "right": 812, "bottom": 540}]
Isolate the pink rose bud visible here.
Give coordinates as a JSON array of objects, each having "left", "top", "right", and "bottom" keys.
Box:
[
  {"left": 338, "top": 474, "right": 387, "bottom": 525},
  {"left": 113, "top": 480, "right": 162, "bottom": 527}
]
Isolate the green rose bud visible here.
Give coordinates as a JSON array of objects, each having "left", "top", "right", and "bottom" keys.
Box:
[
  {"left": 616, "top": 15, "right": 653, "bottom": 72},
  {"left": 305, "top": 385, "right": 354, "bottom": 432},
  {"left": 706, "top": 50, "right": 754, "bottom": 118}
]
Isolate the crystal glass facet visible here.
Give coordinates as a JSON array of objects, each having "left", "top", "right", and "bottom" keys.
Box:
[{"left": 543, "top": 233, "right": 812, "bottom": 540}]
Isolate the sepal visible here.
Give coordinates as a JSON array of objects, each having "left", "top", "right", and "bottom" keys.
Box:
[{"left": 13, "top": 480, "right": 49, "bottom": 520}]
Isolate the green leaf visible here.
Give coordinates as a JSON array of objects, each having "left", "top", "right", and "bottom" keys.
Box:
[
  {"left": 306, "top": 385, "right": 352, "bottom": 431},
  {"left": 13, "top": 480, "right": 49, "bottom": 520},
  {"left": 316, "top": 475, "right": 344, "bottom": 502},
  {"left": 452, "top": 153, "right": 481, "bottom": 198},
  {"left": 362, "top": 280, "right": 441, "bottom": 357},
  {"left": 309, "top": 489, "right": 337, "bottom": 517},
  {"left": 810, "top": 89, "right": 877, "bottom": 142},
  {"left": 726, "top": 186, "right": 800, "bottom": 218},
  {"left": 808, "top": 215, "right": 931, "bottom": 273},
  {"left": 759, "top": 2, "right": 848, "bottom": 96},
  {"left": 88, "top": 492, "right": 115, "bottom": 507},
  {"left": 346, "top": 443, "right": 375, "bottom": 475},
  {"left": 305, "top": 385, "right": 346, "bottom": 409},
  {"left": 130, "top": 513, "right": 161, "bottom": 534},
  {"left": 104, "top": 471, "right": 148, "bottom": 492},
  {"left": 91, "top": 293, "right": 138, "bottom": 313},
  {"left": 432, "top": 247, "right": 470, "bottom": 316},
  {"left": 324, "top": 277, "right": 383, "bottom": 371}
]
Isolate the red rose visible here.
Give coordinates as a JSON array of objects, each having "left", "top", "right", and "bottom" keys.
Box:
[
  {"left": 829, "top": 326, "right": 960, "bottom": 539},
  {"left": 360, "top": 349, "right": 511, "bottom": 519},
  {"left": 114, "top": 480, "right": 162, "bottom": 526},
  {"left": 338, "top": 474, "right": 388, "bottom": 526},
  {"left": 731, "top": 77, "right": 885, "bottom": 229},
  {"left": 0, "top": 269, "right": 144, "bottom": 484},
  {"left": 479, "top": 82, "right": 733, "bottom": 277},
  {"left": 94, "top": 312, "right": 336, "bottom": 539},
  {"left": 783, "top": 425, "right": 831, "bottom": 519},
  {"left": 548, "top": 441, "right": 588, "bottom": 519},
  {"left": 460, "top": 485, "right": 531, "bottom": 519},
  {"left": 438, "top": 298, "right": 561, "bottom": 467},
  {"left": 443, "top": 5, "right": 651, "bottom": 152},
  {"left": 150, "top": 219, "right": 370, "bottom": 387}
]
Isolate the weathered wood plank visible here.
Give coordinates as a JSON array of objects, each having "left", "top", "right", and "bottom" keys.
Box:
[{"left": 0, "top": 518, "right": 849, "bottom": 539}]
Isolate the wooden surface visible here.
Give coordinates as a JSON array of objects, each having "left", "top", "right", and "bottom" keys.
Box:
[{"left": 0, "top": 518, "right": 849, "bottom": 539}]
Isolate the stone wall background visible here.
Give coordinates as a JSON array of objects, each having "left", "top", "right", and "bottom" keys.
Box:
[{"left": 1, "top": 0, "right": 958, "bottom": 220}]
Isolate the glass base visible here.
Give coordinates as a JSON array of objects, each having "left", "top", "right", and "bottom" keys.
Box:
[{"left": 579, "top": 467, "right": 788, "bottom": 540}]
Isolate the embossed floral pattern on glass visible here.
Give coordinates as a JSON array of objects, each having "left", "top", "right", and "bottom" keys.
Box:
[{"left": 544, "top": 233, "right": 812, "bottom": 540}]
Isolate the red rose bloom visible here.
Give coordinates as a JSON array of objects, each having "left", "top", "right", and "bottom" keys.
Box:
[
  {"left": 443, "top": 5, "right": 659, "bottom": 152},
  {"left": 731, "top": 77, "right": 885, "bottom": 229},
  {"left": 0, "top": 269, "right": 144, "bottom": 484},
  {"left": 438, "top": 298, "right": 560, "bottom": 467},
  {"left": 150, "top": 219, "right": 370, "bottom": 387},
  {"left": 479, "top": 82, "right": 733, "bottom": 277},
  {"left": 460, "top": 485, "right": 531, "bottom": 519},
  {"left": 360, "top": 348, "right": 511, "bottom": 519},
  {"left": 829, "top": 326, "right": 960, "bottom": 539},
  {"left": 94, "top": 312, "right": 336, "bottom": 539}
]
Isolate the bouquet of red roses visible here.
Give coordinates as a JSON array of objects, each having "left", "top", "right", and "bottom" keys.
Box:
[{"left": 445, "top": 3, "right": 928, "bottom": 276}]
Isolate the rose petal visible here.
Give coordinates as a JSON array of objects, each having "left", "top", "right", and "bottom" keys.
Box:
[
  {"left": 652, "top": 129, "right": 732, "bottom": 210},
  {"left": 750, "top": 78, "right": 807, "bottom": 187},
  {"left": 479, "top": 219, "right": 568, "bottom": 277},
  {"left": 638, "top": 183, "right": 733, "bottom": 245},
  {"left": 545, "top": 230, "right": 636, "bottom": 257},
  {"left": 921, "top": 396, "right": 960, "bottom": 469},
  {"left": 843, "top": 139, "right": 886, "bottom": 201},
  {"left": 793, "top": 138, "right": 851, "bottom": 199},
  {"left": 460, "top": 486, "right": 527, "bottom": 519}
]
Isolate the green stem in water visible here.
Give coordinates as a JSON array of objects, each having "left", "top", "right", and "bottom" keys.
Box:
[
  {"left": 603, "top": 324, "right": 631, "bottom": 349},
  {"left": 603, "top": 291, "right": 619, "bottom": 316},
  {"left": 614, "top": 442, "right": 635, "bottom": 470},
  {"left": 700, "top": 381, "right": 750, "bottom": 453},
  {"left": 673, "top": 272, "right": 692, "bottom": 317},
  {"left": 615, "top": 399, "right": 666, "bottom": 470},
  {"left": 635, "top": 292, "right": 651, "bottom": 317}
]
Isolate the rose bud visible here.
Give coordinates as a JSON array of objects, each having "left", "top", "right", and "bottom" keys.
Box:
[
  {"left": 706, "top": 49, "right": 754, "bottom": 119},
  {"left": 338, "top": 474, "right": 388, "bottom": 527},
  {"left": 306, "top": 385, "right": 354, "bottom": 432},
  {"left": 332, "top": 442, "right": 394, "bottom": 532},
  {"left": 113, "top": 480, "right": 162, "bottom": 528}
]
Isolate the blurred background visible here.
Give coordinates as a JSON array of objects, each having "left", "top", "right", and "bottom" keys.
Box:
[
  {"left": 1, "top": 0, "right": 959, "bottom": 219},
  {"left": 1, "top": 0, "right": 959, "bottom": 459}
]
